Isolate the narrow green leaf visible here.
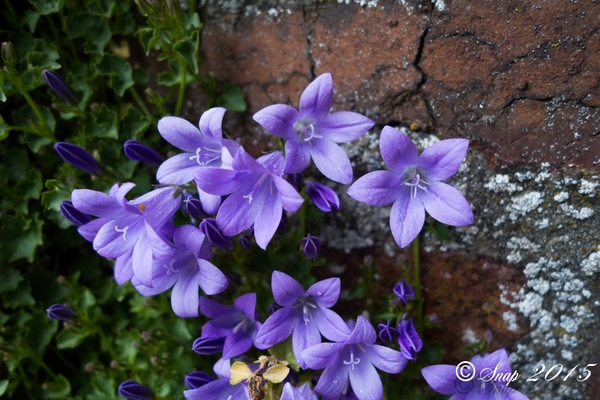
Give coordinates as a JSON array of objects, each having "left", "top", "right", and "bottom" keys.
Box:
[
  {"left": 29, "top": 0, "right": 63, "bottom": 15},
  {"left": 21, "top": 10, "right": 41, "bottom": 33},
  {"left": 184, "top": 13, "right": 203, "bottom": 31},
  {"left": 0, "top": 380, "right": 8, "bottom": 396},
  {"left": 56, "top": 329, "right": 90, "bottom": 349},
  {"left": 173, "top": 31, "right": 199, "bottom": 74}
]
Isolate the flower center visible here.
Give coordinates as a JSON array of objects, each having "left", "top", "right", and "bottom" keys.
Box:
[
  {"left": 164, "top": 259, "right": 179, "bottom": 275},
  {"left": 243, "top": 174, "right": 270, "bottom": 204},
  {"left": 189, "top": 146, "right": 222, "bottom": 166},
  {"left": 114, "top": 225, "right": 129, "bottom": 241},
  {"left": 343, "top": 350, "right": 361, "bottom": 370},
  {"left": 232, "top": 317, "right": 250, "bottom": 334},
  {"left": 294, "top": 119, "right": 322, "bottom": 142},
  {"left": 402, "top": 169, "right": 430, "bottom": 198},
  {"left": 293, "top": 297, "right": 317, "bottom": 325}
]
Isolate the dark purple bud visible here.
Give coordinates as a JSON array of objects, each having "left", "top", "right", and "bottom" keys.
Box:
[
  {"left": 226, "top": 271, "right": 242, "bottom": 286},
  {"left": 277, "top": 212, "right": 288, "bottom": 233},
  {"left": 60, "top": 200, "right": 93, "bottom": 227},
  {"left": 483, "top": 330, "right": 493, "bottom": 345},
  {"left": 268, "top": 302, "right": 282, "bottom": 316},
  {"left": 378, "top": 320, "right": 398, "bottom": 344},
  {"left": 393, "top": 280, "right": 415, "bottom": 305},
  {"left": 397, "top": 316, "right": 422, "bottom": 360},
  {"left": 123, "top": 140, "right": 163, "bottom": 165},
  {"left": 305, "top": 181, "right": 341, "bottom": 213},
  {"left": 192, "top": 336, "right": 225, "bottom": 355},
  {"left": 54, "top": 142, "right": 102, "bottom": 175},
  {"left": 42, "top": 70, "right": 77, "bottom": 104},
  {"left": 199, "top": 218, "right": 233, "bottom": 251},
  {"left": 301, "top": 234, "right": 321, "bottom": 260},
  {"left": 46, "top": 304, "right": 77, "bottom": 321},
  {"left": 118, "top": 380, "right": 154, "bottom": 400},
  {"left": 286, "top": 172, "right": 304, "bottom": 191},
  {"left": 238, "top": 229, "right": 253, "bottom": 251},
  {"left": 184, "top": 371, "right": 216, "bottom": 389},
  {"left": 185, "top": 197, "right": 206, "bottom": 221}
]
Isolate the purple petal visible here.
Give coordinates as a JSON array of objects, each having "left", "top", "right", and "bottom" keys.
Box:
[
  {"left": 254, "top": 308, "right": 296, "bottom": 349},
  {"left": 171, "top": 267, "right": 201, "bottom": 317},
  {"left": 232, "top": 148, "right": 270, "bottom": 174},
  {"left": 174, "top": 225, "right": 205, "bottom": 257},
  {"left": 158, "top": 116, "right": 201, "bottom": 153},
  {"left": 316, "top": 111, "right": 374, "bottom": 143},
  {"left": 253, "top": 104, "right": 299, "bottom": 139},
  {"left": 198, "top": 188, "right": 221, "bottom": 215},
  {"left": 199, "top": 107, "right": 226, "bottom": 139},
  {"left": 71, "top": 189, "right": 123, "bottom": 219},
  {"left": 311, "top": 350, "right": 347, "bottom": 398},
  {"left": 310, "top": 140, "right": 353, "bottom": 184},
  {"left": 223, "top": 326, "right": 255, "bottom": 359},
  {"left": 215, "top": 183, "right": 258, "bottom": 236},
  {"left": 293, "top": 317, "right": 321, "bottom": 368},
  {"left": 421, "top": 364, "right": 458, "bottom": 395},
  {"left": 272, "top": 271, "right": 305, "bottom": 307},
  {"left": 347, "top": 170, "right": 401, "bottom": 206},
  {"left": 283, "top": 140, "right": 311, "bottom": 174},
  {"left": 380, "top": 126, "right": 419, "bottom": 175},
  {"left": 134, "top": 257, "right": 180, "bottom": 295},
  {"left": 419, "top": 138, "right": 469, "bottom": 181},
  {"left": 299, "top": 73, "right": 333, "bottom": 119},
  {"left": 194, "top": 167, "right": 251, "bottom": 196},
  {"left": 78, "top": 218, "right": 107, "bottom": 242},
  {"left": 253, "top": 186, "right": 282, "bottom": 249},
  {"left": 93, "top": 217, "right": 140, "bottom": 258},
  {"left": 345, "top": 316, "right": 376, "bottom": 345},
  {"left": 389, "top": 193, "right": 425, "bottom": 248},
  {"left": 198, "top": 259, "right": 228, "bottom": 295},
  {"left": 114, "top": 250, "right": 134, "bottom": 284},
  {"left": 145, "top": 222, "right": 174, "bottom": 261},
  {"left": 129, "top": 186, "right": 181, "bottom": 230},
  {"left": 472, "top": 348, "right": 511, "bottom": 381},
  {"left": 132, "top": 236, "right": 153, "bottom": 287},
  {"left": 157, "top": 153, "right": 199, "bottom": 185},
  {"left": 421, "top": 182, "right": 473, "bottom": 226},
  {"left": 368, "top": 345, "right": 408, "bottom": 374},
  {"left": 234, "top": 293, "right": 258, "bottom": 321},
  {"left": 302, "top": 342, "right": 345, "bottom": 370},
  {"left": 349, "top": 359, "right": 382, "bottom": 400},
  {"left": 312, "top": 308, "right": 351, "bottom": 342},
  {"left": 272, "top": 176, "right": 304, "bottom": 212},
  {"left": 199, "top": 297, "right": 233, "bottom": 319},
  {"left": 307, "top": 278, "right": 340, "bottom": 308}
]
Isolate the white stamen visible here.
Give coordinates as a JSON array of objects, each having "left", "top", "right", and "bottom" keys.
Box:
[
  {"left": 164, "top": 259, "right": 179, "bottom": 275},
  {"left": 115, "top": 225, "right": 129, "bottom": 241},
  {"left": 403, "top": 173, "right": 430, "bottom": 198},
  {"left": 343, "top": 351, "right": 361, "bottom": 370}
]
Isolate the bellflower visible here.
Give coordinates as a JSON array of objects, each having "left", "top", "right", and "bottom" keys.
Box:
[
  {"left": 123, "top": 140, "right": 163, "bottom": 165},
  {"left": 305, "top": 181, "right": 341, "bottom": 213},
  {"left": 46, "top": 304, "right": 77, "bottom": 321},
  {"left": 71, "top": 183, "right": 180, "bottom": 286},
  {"left": 253, "top": 73, "right": 374, "bottom": 184},
  {"left": 199, "top": 218, "right": 233, "bottom": 251},
  {"left": 397, "top": 316, "right": 422, "bottom": 360},
  {"left": 281, "top": 382, "right": 319, "bottom": 400},
  {"left": 347, "top": 126, "right": 474, "bottom": 248},
  {"left": 42, "top": 69, "right": 77, "bottom": 104},
  {"left": 393, "top": 280, "right": 415, "bottom": 304},
  {"left": 255, "top": 271, "right": 350, "bottom": 368},
  {"left": 185, "top": 371, "right": 216, "bottom": 389},
  {"left": 55, "top": 142, "right": 102, "bottom": 175},
  {"left": 60, "top": 200, "right": 93, "bottom": 227},
  {"left": 184, "top": 359, "right": 250, "bottom": 400},
  {"left": 184, "top": 196, "right": 206, "bottom": 221},
  {"left": 192, "top": 336, "right": 226, "bottom": 355},
  {"left": 133, "top": 224, "right": 228, "bottom": 318},
  {"left": 302, "top": 234, "right": 321, "bottom": 260},
  {"left": 118, "top": 380, "right": 154, "bottom": 400},
  {"left": 421, "top": 349, "right": 529, "bottom": 400},
  {"left": 377, "top": 320, "right": 397, "bottom": 344},
  {"left": 199, "top": 293, "right": 262, "bottom": 359},
  {"left": 195, "top": 149, "right": 303, "bottom": 249},
  {"left": 157, "top": 107, "right": 239, "bottom": 214},
  {"left": 302, "top": 316, "right": 409, "bottom": 400}
]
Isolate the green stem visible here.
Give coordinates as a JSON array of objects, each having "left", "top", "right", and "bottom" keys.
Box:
[
  {"left": 11, "top": 78, "right": 55, "bottom": 140},
  {"left": 28, "top": 349, "right": 59, "bottom": 381},
  {"left": 49, "top": 346, "right": 77, "bottom": 372},
  {"left": 188, "top": 0, "right": 196, "bottom": 14},
  {"left": 174, "top": 57, "right": 188, "bottom": 115},
  {"left": 3, "top": 0, "right": 17, "bottom": 21},
  {"left": 128, "top": 87, "right": 153, "bottom": 119},
  {"left": 59, "top": 10, "right": 79, "bottom": 61},
  {"left": 412, "top": 236, "right": 423, "bottom": 333}
]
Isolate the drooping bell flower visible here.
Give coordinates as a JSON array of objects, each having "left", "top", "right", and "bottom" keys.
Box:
[
  {"left": 123, "top": 140, "right": 163, "bottom": 165},
  {"left": 42, "top": 70, "right": 77, "bottom": 104}
]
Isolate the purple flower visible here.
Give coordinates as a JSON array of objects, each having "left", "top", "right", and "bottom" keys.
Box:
[
  {"left": 199, "top": 293, "right": 262, "bottom": 359},
  {"left": 397, "top": 317, "right": 422, "bottom": 360},
  {"left": 46, "top": 304, "right": 77, "bottom": 321},
  {"left": 42, "top": 70, "right": 77, "bottom": 104},
  {"left": 253, "top": 73, "right": 374, "bottom": 184},
  {"left": 305, "top": 181, "right": 341, "bottom": 213},
  {"left": 60, "top": 200, "right": 93, "bottom": 227},
  {"left": 55, "top": 142, "right": 102, "bottom": 175},
  {"left": 195, "top": 149, "right": 304, "bottom": 249},
  {"left": 199, "top": 218, "right": 233, "bottom": 251},
  {"left": 184, "top": 359, "right": 250, "bottom": 400},
  {"left": 347, "top": 126, "right": 474, "bottom": 248},
  {"left": 302, "top": 234, "right": 321, "bottom": 260},
  {"left": 184, "top": 196, "right": 206, "bottom": 221},
  {"left": 377, "top": 320, "right": 397, "bottom": 344},
  {"left": 421, "top": 348, "right": 529, "bottom": 400},
  {"left": 238, "top": 229, "right": 253, "bottom": 251},
  {"left": 71, "top": 183, "right": 180, "bottom": 286},
  {"left": 302, "top": 316, "right": 409, "bottom": 400},
  {"left": 118, "top": 380, "right": 154, "bottom": 400},
  {"left": 123, "top": 140, "right": 163, "bottom": 165},
  {"left": 393, "top": 280, "right": 415, "bottom": 304},
  {"left": 185, "top": 371, "right": 216, "bottom": 389},
  {"left": 281, "top": 382, "right": 319, "bottom": 400},
  {"left": 287, "top": 172, "right": 305, "bottom": 191},
  {"left": 192, "top": 336, "right": 225, "bottom": 355},
  {"left": 255, "top": 271, "right": 350, "bottom": 368},
  {"left": 133, "top": 224, "right": 228, "bottom": 317}
]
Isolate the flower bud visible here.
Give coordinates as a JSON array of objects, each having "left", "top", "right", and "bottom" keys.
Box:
[
  {"left": 54, "top": 142, "right": 102, "bottom": 175},
  {"left": 60, "top": 200, "right": 93, "bottom": 227},
  {"left": 268, "top": 302, "right": 282, "bottom": 316},
  {"left": 393, "top": 280, "right": 415, "bottom": 305},
  {"left": 200, "top": 218, "right": 233, "bottom": 251},
  {"left": 377, "top": 320, "right": 398, "bottom": 344},
  {"left": 1, "top": 42, "right": 17, "bottom": 66},
  {"left": 305, "top": 181, "right": 340, "bottom": 213},
  {"left": 118, "top": 380, "right": 154, "bottom": 400},
  {"left": 184, "top": 371, "right": 216, "bottom": 389},
  {"left": 192, "top": 336, "right": 225, "bottom": 355},
  {"left": 397, "top": 316, "right": 422, "bottom": 360},
  {"left": 123, "top": 140, "right": 163, "bottom": 165},
  {"left": 286, "top": 172, "right": 304, "bottom": 191},
  {"left": 184, "top": 196, "right": 206, "bottom": 221},
  {"left": 301, "top": 234, "right": 321, "bottom": 260},
  {"left": 238, "top": 229, "right": 253, "bottom": 251},
  {"left": 46, "top": 304, "right": 77, "bottom": 321},
  {"left": 42, "top": 70, "right": 77, "bottom": 104}
]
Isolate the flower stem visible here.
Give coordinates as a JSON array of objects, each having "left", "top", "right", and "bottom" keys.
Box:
[
  {"left": 174, "top": 57, "right": 188, "bottom": 115},
  {"left": 11, "top": 77, "right": 55, "bottom": 140},
  {"left": 28, "top": 349, "right": 59, "bottom": 381},
  {"left": 128, "top": 86, "right": 152, "bottom": 119},
  {"left": 412, "top": 236, "right": 423, "bottom": 333}
]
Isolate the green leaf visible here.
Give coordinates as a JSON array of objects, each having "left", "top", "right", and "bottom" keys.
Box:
[
  {"left": 0, "top": 213, "right": 44, "bottom": 263},
  {"left": 184, "top": 13, "right": 203, "bottom": 31},
  {"left": 81, "top": 104, "right": 118, "bottom": 139},
  {"left": 0, "top": 269, "right": 23, "bottom": 294},
  {"left": 84, "top": 0, "right": 114, "bottom": 17},
  {"left": 21, "top": 10, "right": 41, "bottom": 32},
  {"left": 121, "top": 108, "right": 150, "bottom": 140},
  {"left": 65, "top": 14, "right": 111, "bottom": 54},
  {"left": 158, "top": 60, "right": 192, "bottom": 87},
  {"left": 98, "top": 54, "right": 134, "bottom": 97},
  {"left": 41, "top": 180, "right": 71, "bottom": 212},
  {"left": 136, "top": 28, "right": 160, "bottom": 55},
  {"left": 173, "top": 31, "right": 199, "bottom": 74},
  {"left": 16, "top": 168, "right": 43, "bottom": 202},
  {"left": 3, "top": 280, "right": 35, "bottom": 308},
  {"left": 0, "top": 380, "right": 8, "bottom": 396},
  {"left": 27, "top": 310, "right": 59, "bottom": 354},
  {"left": 14, "top": 104, "right": 56, "bottom": 134},
  {"left": 55, "top": 329, "right": 90, "bottom": 349},
  {"left": 216, "top": 83, "right": 247, "bottom": 112},
  {"left": 22, "top": 132, "right": 53, "bottom": 153},
  {"left": 78, "top": 288, "right": 97, "bottom": 313},
  {"left": 45, "top": 374, "right": 71, "bottom": 398},
  {"left": 29, "top": 0, "right": 63, "bottom": 15},
  {"left": 0, "top": 114, "right": 10, "bottom": 140},
  {"left": 26, "top": 51, "right": 61, "bottom": 70},
  {"left": 268, "top": 336, "right": 300, "bottom": 371}
]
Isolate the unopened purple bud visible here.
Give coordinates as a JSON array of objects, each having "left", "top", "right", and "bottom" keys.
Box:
[
  {"left": 483, "top": 330, "right": 493, "bottom": 344},
  {"left": 184, "top": 371, "right": 216, "bottom": 389},
  {"left": 123, "top": 140, "right": 163, "bottom": 165},
  {"left": 305, "top": 181, "right": 341, "bottom": 213},
  {"left": 378, "top": 320, "right": 398, "bottom": 344},
  {"left": 397, "top": 317, "right": 422, "bottom": 360},
  {"left": 60, "top": 200, "right": 93, "bottom": 227},
  {"left": 192, "top": 336, "right": 225, "bottom": 355},
  {"left": 199, "top": 218, "right": 233, "bottom": 251},
  {"left": 185, "top": 197, "right": 206, "bottom": 221},
  {"left": 226, "top": 271, "right": 242, "bottom": 286},
  {"left": 393, "top": 280, "right": 415, "bottom": 305},
  {"left": 286, "top": 172, "right": 304, "bottom": 191},
  {"left": 42, "top": 70, "right": 77, "bottom": 104},
  {"left": 46, "top": 304, "right": 77, "bottom": 321},
  {"left": 238, "top": 229, "right": 253, "bottom": 251},
  {"left": 301, "top": 234, "right": 321, "bottom": 260},
  {"left": 118, "top": 380, "right": 154, "bottom": 400},
  {"left": 54, "top": 142, "right": 102, "bottom": 175},
  {"left": 268, "top": 302, "right": 282, "bottom": 316},
  {"left": 277, "top": 212, "right": 288, "bottom": 233}
]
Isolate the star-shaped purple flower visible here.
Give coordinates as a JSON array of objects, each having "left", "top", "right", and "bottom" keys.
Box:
[
  {"left": 421, "top": 348, "right": 529, "bottom": 400},
  {"left": 184, "top": 358, "right": 250, "bottom": 400},
  {"left": 133, "top": 224, "right": 228, "bottom": 318},
  {"left": 302, "top": 316, "right": 409, "bottom": 400},
  {"left": 254, "top": 271, "right": 351, "bottom": 368},
  {"left": 347, "top": 126, "right": 474, "bottom": 248},
  {"left": 253, "top": 73, "right": 374, "bottom": 184}
]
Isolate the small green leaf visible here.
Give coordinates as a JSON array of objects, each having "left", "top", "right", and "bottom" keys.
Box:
[
  {"left": 184, "top": 13, "right": 203, "bottom": 31},
  {"left": 78, "top": 288, "right": 97, "bottom": 313},
  {"left": 84, "top": 0, "right": 115, "bottom": 18},
  {"left": 0, "top": 213, "right": 44, "bottom": 263},
  {"left": 56, "top": 329, "right": 90, "bottom": 349},
  {"left": 21, "top": 10, "right": 41, "bottom": 33},
  {"left": 98, "top": 54, "right": 134, "bottom": 96},
  {"left": 3, "top": 280, "right": 35, "bottom": 308},
  {"left": 268, "top": 336, "right": 300, "bottom": 371},
  {"left": 29, "top": 0, "right": 63, "bottom": 15},
  {"left": 26, "top": 51, "right": 61, "bottom": 69},
  {"left": 45, "top": 374, "right": 71, "bottom": 399},
  {"left": 136, "top": 28, "right": 160, "bottom": 55},
  {"left": 65, "top": 14, "right": 111, "bottom": 54},
  {"left": 0, "top": 269, "right": 23, "bottom": 294},
  {"left": 158, "top": 59, "right": 192, "bottom": 87},
  {"left": 41, "top": 180, "right": 71, "bottom": 212},
  {"left": 81, "top": 104, "right": 118, "bottom": 139},
  {"left": 27, "top": 310, "right": 59, "bottom": 354},
  {"left": 173, "top": 31, "right": 199, "bottom": 74},
  {"left": 16, "top": 168, "right": 43, "bottom": 202},
  {"left": 216, "top": 83, "right": 247, "bottom": 112},
  {"left": 121, "top": 108, "right": 150, "bottom": 140},
  {"left": 13, "top": 104, "right": 56, "bottom": 135},
  {"left": 0, "top": 380, "right": 8, "bottom": 396},
  {"left": 0, "top": 114, "right": 10, "bottom": 140}
]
